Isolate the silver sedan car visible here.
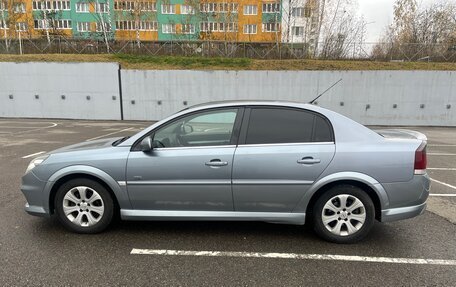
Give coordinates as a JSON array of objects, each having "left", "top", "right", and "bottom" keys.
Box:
[{"left": 21, "top": 101, "right": 430, "bottom": 243}]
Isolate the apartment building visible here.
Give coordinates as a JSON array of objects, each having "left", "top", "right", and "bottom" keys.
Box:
[{"left": 0, "top": 0, "right": 320, "bottom": 44}]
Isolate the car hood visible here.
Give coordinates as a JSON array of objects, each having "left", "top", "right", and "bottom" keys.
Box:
[{"left": 49, "top": 137, "right": 121, "bottom": 154}]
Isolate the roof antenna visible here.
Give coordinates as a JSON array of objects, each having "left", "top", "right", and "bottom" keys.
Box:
[{"left": 309, "top": 78, "right": 343, "bottom": 104}]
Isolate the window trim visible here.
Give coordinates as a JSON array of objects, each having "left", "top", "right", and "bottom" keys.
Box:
[
  {"left": 237, "top": 106, "right": 334, "bottom": 145},
  {"left": 131, "top": 107, "right": 245, "bottom": 151}
]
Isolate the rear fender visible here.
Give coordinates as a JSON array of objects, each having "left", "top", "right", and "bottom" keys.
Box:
[{"left": 292, "top": 172, "right": 389, "bottom": 213}]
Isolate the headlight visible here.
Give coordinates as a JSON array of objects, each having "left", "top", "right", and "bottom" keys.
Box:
[{"left": 25, "top": 155, "right": 49, "bottom": 174}]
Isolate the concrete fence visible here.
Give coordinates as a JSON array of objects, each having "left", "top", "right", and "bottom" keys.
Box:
[{"left": 1, "top": 62, "right": 455, "bottom": 126}]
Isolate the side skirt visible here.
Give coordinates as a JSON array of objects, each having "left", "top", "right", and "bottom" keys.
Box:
[{"left": 120, "top": 209, "right": 306, "bottom": 225}]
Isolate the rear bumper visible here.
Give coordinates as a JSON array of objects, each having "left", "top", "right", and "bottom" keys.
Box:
[
  {"left": 381, "top": 202, "right": 426, "bottom": 222},
  {"left": 380, "top": 173, "right": 430, "bottom": 222}
]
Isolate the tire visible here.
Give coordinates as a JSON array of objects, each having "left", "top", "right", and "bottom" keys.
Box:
[
  {"left": 312, "top": 185, "right": 375, "bottom": 244},
  {"left": 54, "top": 178, "right": 114, "bottom": 234}
]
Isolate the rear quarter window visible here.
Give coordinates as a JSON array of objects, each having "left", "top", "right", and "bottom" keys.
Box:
[{"left": 312, "top": 115, "right": 333, "bottom": 142}]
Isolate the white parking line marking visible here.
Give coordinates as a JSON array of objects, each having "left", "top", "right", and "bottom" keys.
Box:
[
  {"left": 428, "top": 168, "right": 456, "bottom": 171},
  {"left": 429, "top": 194, "right": 456, "bottom": 197},
  {"left": 22, "top": 151, "right": 46, "bottom": 159},
  {"left": 428, "top": 153, "right": 456, "bottom": 156},
  {"left": 85, "top": 127, "right": 133, "bottom": 141},
  {"left": 3, "top": 122, "right": 58, "bottom": 136},
  {"left": 430, "top": 178, "right": 456, "bottom": 190},
  {"left": 130, "top": 249, "right": 456, "bottom": 266}
]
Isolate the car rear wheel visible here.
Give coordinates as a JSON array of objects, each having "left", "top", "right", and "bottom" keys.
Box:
[
  {"left": 312, "top": 185, "right": 375, "bottom": 243},
  {"left": 55, "top": 178, "right": 114, "bottom": 234}
]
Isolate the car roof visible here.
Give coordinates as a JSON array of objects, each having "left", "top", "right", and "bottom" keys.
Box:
[{"left": 185, "top": 100, "right": 312, "bottom": 111}]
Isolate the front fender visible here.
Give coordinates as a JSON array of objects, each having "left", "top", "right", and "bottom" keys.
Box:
[
  {"left": 42, "top": 165, "right": 131, "bottom": 213},
  {"left": 292, "top": 172, "right": 390, "bottom": 213}
]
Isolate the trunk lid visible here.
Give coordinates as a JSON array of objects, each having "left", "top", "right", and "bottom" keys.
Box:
[{"left": 374, "top": 129, "right": 427, "bottom": 142}]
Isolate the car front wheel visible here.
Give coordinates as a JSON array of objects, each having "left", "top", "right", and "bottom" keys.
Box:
[
  {"left": 312, "top": 185, "right": 375, "bottom": 243},
  {"left": 54, "top": 178, "right": 114, "bottom": 233}
]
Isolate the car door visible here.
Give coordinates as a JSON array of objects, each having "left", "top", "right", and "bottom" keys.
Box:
[
  {"left": 126, "top": 107, "right": 243, "bottom": 211},
  {"left": 232, "top": 107, "right": 335, "bottom": 212}
]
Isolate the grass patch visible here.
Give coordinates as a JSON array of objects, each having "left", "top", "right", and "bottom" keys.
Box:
[
  {"left": 113, "top": 54, "right": 251, "bottom": 69},
  {"left": 1, "top": 53, "right": 456, "bottom": 71}
]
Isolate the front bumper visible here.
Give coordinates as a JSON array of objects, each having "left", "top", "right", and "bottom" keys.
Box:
[
  {"left": 25, "top": 203, "right": 49, "bottom": 217},
  {"left": 21, "top": 171, "right": 50, "bottom": 218}
]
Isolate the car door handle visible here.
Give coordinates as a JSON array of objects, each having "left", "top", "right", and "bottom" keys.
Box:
[
  {"left": 297, "top": 157, "right": 321, "bottom": 165},
  {"left": 205, "top": 159, "right": 228, "bottom": 167}
]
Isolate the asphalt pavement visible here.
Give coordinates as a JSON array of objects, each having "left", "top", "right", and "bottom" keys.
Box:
[{"left": 0, "top": 119, "right": 455, "bottom": 286}]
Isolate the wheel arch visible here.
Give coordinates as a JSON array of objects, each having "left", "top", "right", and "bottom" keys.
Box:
[
  {"left": 293, "top": 172, "right": 389, "bottom": 222},
  {"left": 44, "top": 165, "right": 130, "bottom": 214}
]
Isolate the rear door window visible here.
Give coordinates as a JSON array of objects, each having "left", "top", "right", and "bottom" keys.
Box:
[{"left": 245, "top": 107, "right": 333, "bottom": 144}]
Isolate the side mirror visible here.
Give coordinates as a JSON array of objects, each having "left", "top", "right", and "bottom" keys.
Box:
[
  {"left": 181, "top": 123, "right": 194, "bottom": 134},
  {"left": 139, "top": 137, "right": 153, "bottom": 152}
]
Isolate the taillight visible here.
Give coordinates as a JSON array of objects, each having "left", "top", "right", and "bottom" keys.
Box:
[{"left": 414, "top": 142, "right": 427, "bottom": 174}]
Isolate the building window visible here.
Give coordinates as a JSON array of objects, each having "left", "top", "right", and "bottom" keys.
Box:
[
  {"left": 77, "top": 21, "right": 90, "bottom": 31},
  {"left": 50, "top": 19, "right": 71, "bottom": 29},
  {"left": 95, "top": 3, "right": 109, "bottom": 13},
  {"left": 32, "top": 1, "right": 70, "bottom": 10},
  {"left": 180, "top": 4, "right": 194, "bottom": 14},
  {"left": 262, "top": 22, "right": 279, "bottom": 32},
  {"left": 34, "top": 19, "right": 47, "bottom": 29},
  {"left": 161, "top": 4, "right": 175, "bottom": 14},
  {"left": 139, "top": 2, "right": 156, "bottom": 11},
  {"left": 304, "top": 4, "right": 312, "bottom": 17},
  {"left": 96, "top": 22, "right": 111, "bottom": 32},
  {"left": 199, "top": 3, "right": 216, "bottom": 13},
  {"left": 262, "top": 2, "right": 279, "bottom": 13},
  {"left": 226, "top": 22, "right": 237, "bottom": 32},
  {"left": 0, "top": 20, "right": 7, "bottom": 29},
  {"left": 181, "top": 23, "right": 194, "bottom": 34},
  {"left": 54, "top": 0, "right": 70, "bottom": 10},
  {"left": 115, "top": 1, "right": 133, "bottom": 10},
  {"left": 230, "top": 3, "right": 238, "bottom": 12},
  {"left": 243, "top": 5, "right": 257, "bottom": 15},
  {"left": 291, "top": 7, "right": 304, "bottom": 17},
  {"left": 117, "top": 21, "right": 157, "bottom": 31},
  {"left": 243, "top": 24, "right": 257, "bottom": 34},
  {"left": 162, "top": 23, "right": 175, "bottom": 34},
  {"left": 13, "top": 3, "right": 26, "bottom": 13},
  {"left": 200, "top": 22, "right": 236, "bottom": 32},
  {"left": 116, "top": 20, "right": 130, "bottom": 30},
  {"left": 292, "top": 26, "right": 304, "bottom": 36},
  {"left": 32, "top": 1, "right": 50, "bottom": 10},
  {"left": 199, "top": 22, "right": 207, "bottom": 32},
  {"left": 75, "top": 2, "right": 89, "bottom": 12},
  {"left": 218, "top": 3, "right": 227, "bottom": 12},
  {"left": 16, "top": 22, "right": 28, "bottom": 31},
  {"left": 200, "top": 2, "right": 237, "bottom": 13},
  {"left": 141, "top": 21, "right": 157, "bottom": 30}
]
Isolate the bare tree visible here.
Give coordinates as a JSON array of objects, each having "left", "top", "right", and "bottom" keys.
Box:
[
  {"left": 372, "top": 0, "right": 456, "bottom": 61},
  {"left": 316, "top": 0, "right": 366, "bottom": 59},
  {"left": 89, "top": 0, "right": 113, "bottom": 52},
  {"left": 1, "top": 0, "right": 8, "bottom": 51}
]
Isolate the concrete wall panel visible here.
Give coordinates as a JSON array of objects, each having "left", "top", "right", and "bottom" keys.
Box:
[
  {"left": 0, "top": 62, "right": 121, "bottom": 120},
  {"left": 0, "top": 62, "right": 454, "bottom": 125},
  {"left": 121, "top": 69, "right": 456, "bottom": 125}
]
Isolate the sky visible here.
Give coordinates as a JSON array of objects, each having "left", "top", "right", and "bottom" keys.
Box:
[{"left": 359, "top": 0, "right": 435, "bottom": 42}]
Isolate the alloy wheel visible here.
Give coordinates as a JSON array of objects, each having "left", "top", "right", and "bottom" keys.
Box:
[
  {"left": 321, "top": 194, "right": 366, "bottom": 236},
  {"left": 62, "top": 186, "right": 105, "bottom": 227}
]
